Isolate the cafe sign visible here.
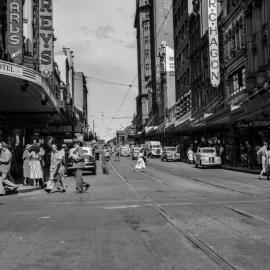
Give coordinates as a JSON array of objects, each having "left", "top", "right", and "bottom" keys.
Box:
[
  {"left": 7, "top": 0, "right": 23, "bottom": 64},
  {"left": 39, "top": 0, "right": 54, "bottom": 84},
  {"left": 208, "top": 0, "right": 220, "bottom": 88}
]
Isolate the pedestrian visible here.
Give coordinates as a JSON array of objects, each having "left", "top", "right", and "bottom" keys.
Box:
[
  {"left": 135, "top": 152, "right": 146, "bottom": 172},
  {"left": 69, "top": 140, "right": 90, "bottom": 193},
  {"left": 258, "top": 141, "right": 268, "bottom": 180},
  {"left": 59, "top": 144, "right": 67, "bottom": 175},
  {"left": 22, "top": 144, "right": 32, "bottom": 186},
  {"left": 39, "top": 145, "right": 46, "bottom": 185},
  {"left": 45, "top": 144, "right": 66, "bottom": 193},
  {"left": 266, "top": 145, "right": 270, "bottom": 180},
  {"left": 29, "top": 145, "right": 43, "bottom": 186},
  {"left": 102, "top": 145, "right": 111, "bottom": 174},
  {"left": 142, "top": 148, "right": 147, "bottom": 164},
  {"left": 0, "top": 142, "right": 18, "bottom": 195},
  {"left": 114, "top": 145, "right": 120, "bottom": 162},
  {"left": 187, "top": 147, "right": 194, "bottom": 164}
]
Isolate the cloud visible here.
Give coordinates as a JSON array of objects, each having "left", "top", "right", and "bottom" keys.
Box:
[
  {"left": 94, "top": 25, "right": 115, "bottom": 39},
  {"left": 126, "top": 41, "right": 137, "bottom": 49}
]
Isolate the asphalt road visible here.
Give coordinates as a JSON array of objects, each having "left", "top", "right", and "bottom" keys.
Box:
[{"left": 1, "top": 157, "right": 270, "bottom": 270}]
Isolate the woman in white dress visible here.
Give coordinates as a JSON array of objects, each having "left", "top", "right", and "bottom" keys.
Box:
[
  {"left": 29, "top": 148, "right": 43, "bottom": 186},
  {"left": 135, "top": 152, "right": 146, "bottom": 172},
  {"left": 257, "top": 141, "right": 268, "bottom": 180},
  {"left": 187, "top": 147, "right": 194, "bottom": 164}
]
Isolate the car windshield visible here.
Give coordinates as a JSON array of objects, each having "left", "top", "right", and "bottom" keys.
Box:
[
  {"left": 165, "top": 148, "right": 176, "bottom": 152},
  {"left": 152, "top": 145, "right": 160, "bottom": 148},
  {"left": 201, "top": 148, "right": 215, "bottom": 154}
]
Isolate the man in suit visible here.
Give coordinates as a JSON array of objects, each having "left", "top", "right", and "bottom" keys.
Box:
[
  {"left": 69, "top": 140, "right": 90, "bottom": 193},
  {"left": 0, "top": 142, "right": 18, "bottom": 195}
]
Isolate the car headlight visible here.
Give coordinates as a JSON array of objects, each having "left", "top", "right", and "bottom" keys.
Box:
[
  {"left": 201, "top": 157, "right": 208, "bottom": 162},
  {"left": 216, "top": 157, "right": 221, "bottom": 162}
]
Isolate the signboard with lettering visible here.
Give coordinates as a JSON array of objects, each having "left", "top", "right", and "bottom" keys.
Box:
[
  {"left": 39, "top": 0, "right": 54, "bottom": 86},
  {"left": 156, "top": 57, "right": 161, "bottom": 104},
  {"left": 6, "top": 0, "right": 23, "bottom": 64},
  {"left": 208, "top": 0, "right": 220, "bottom": 88}
]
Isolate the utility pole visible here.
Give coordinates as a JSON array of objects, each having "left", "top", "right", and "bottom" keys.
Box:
[{"left": 93, "top": 120, "right": 95, "bottom": 135}]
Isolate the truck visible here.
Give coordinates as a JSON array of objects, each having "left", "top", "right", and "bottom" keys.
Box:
[{"left": 145, "top": 141, "right": 162, "bottom": 158}]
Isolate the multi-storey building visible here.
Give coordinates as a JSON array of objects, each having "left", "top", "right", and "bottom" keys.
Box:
[
  {"left": 0, "top": 0, "right": 87, "bottom": 176},
  {"left": 134, "top": 0, "right": 151, "bottom": 132},
  {"left": 134, "top": 0, "right": 175, "bottom": 134},
  {"left": 173, "top": 0, "right": 191, "bottom": 120},
  {"left": 74, "top": 72, "right": 88, "bottom": 125}
]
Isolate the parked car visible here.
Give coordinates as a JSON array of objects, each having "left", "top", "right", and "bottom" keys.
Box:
[
  {"left": 194, "top": 147, "right": 221, "bottom": 168},
  {"left": 161, "top": 147, "right": 181, "bottom": 162},
  {"left": 67, "top": 146, "right": 97, "bottom": 175},
  {"left": 120, "top": 145, "right": 130, "bottom": 157}
]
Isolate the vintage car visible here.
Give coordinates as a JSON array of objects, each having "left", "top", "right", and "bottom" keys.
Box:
[
  {"left": 120, "top": 145, "right": 130, "bottom": 157},
  {"left": 67, "top": 146, "right": 97, "bottom": 175},
  {"left": 131, "top": 145, "right": 142, "bottom": 160},
  {"left": 194, "top": 147, "right": 221, "bottom": 168},
  {"left": 161, "top": 147, "right": 181, "bottom": 161}
]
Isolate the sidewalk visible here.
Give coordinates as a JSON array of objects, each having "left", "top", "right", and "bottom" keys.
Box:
[
  {"left": 17, "top": 184, "right": 41, "bottom": 194},
  {"left": 221, "top": 165, "right": 260, "bottom": 175}
]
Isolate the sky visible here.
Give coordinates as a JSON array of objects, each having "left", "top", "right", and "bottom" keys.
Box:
[{"left": 54, "top": 0, "right": 138, "bottom": 141}]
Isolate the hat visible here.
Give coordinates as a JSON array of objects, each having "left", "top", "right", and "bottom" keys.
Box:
[
  {"left": 1, "top": 142, "right": 8, "bottom": 148},
  {"left": 25, "top": 144, "right": 32, "bottom": 150}
]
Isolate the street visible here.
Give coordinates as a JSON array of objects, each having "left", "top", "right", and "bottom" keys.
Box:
[{"left": 1, "top": 158, "right": 270, "bottom": 270}]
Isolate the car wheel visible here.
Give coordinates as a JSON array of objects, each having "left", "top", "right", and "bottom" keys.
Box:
[{"left": 200, "top": 162, "right": 205, "bottom": 169}]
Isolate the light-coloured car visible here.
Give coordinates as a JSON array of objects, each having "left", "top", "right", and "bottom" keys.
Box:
[
  {"left": 194, "top": 147, "right": 221, "bottom": 168},
  {"left": 161, "top": 147, "right": 181, "bottom": 161},
  {"left": 120, "top": 145, "right": 130, "bottom": 157}
]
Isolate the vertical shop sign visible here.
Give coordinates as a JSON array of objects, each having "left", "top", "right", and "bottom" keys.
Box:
[
  {"left": 39, "top": 0, "right": 53, "bottom": 85},
  {"left": 208, "top": 0, "right": 220, "bottom": 87},
  {"left": 7, "top": 0, "right": 23, "bottom": 64},
  {"left": 156, "top": 57, "right": 161, "bottom": 104}
]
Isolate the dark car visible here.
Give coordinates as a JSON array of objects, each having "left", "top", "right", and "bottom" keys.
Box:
[{"left": 67, "top": 146, "right": 96, "bottom": 176}]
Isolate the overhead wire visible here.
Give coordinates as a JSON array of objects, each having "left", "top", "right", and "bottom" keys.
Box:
[
  {"left": 85, "top": 76, "right": 138, "bottom": 88},
  {"left": 112, "top": 74, "right": 138, "bottom": 118}
]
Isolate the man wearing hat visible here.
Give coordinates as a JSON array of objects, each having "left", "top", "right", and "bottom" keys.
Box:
[
  {"left": 69, "top": 140, "right": 90, "bottom": 193},
  {"left": 0, "top": 142, "right": 18, "bottom": 195}
]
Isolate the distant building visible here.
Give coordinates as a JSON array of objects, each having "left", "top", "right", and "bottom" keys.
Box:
[
  {"left": 134, "top": 0, "right": 175, "bottom": 132},
  {"left": 74, "top": 72, "right": 88, "bottom": 125}
]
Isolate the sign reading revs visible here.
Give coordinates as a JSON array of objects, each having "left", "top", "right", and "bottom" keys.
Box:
[
  {"left": 208, "top": 0, "right": 220, "bottom": 88},
  {"left": 7, "top": 0, "right": 23, "bottom": 64},
  {"left": 39, "top": 0, "right": 53, "bottom": 84}
]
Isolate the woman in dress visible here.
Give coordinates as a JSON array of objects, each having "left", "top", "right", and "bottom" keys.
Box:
[
  {"left": 22, "top": 144, "right": 32, "bottom": 186},
  {"left": 135, "top": 152, "right": 146, "bottom": 172},
  {"left": 29, "top": 147, "right": 43, "bottom": 186},
  {"left": 257, "top": 141, "right": 268, "bottom": 180},
  {"left": 187, "top": 147, "right": 194, "bottom": 164}
]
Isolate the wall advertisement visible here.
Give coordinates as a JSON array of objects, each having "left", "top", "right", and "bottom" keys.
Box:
[
  {"left": 208, "top": 0, "right": 220, "bottom": 88},
  {"left": 6, "top": 0, "right": 23, "bottom": 64},
  {"left": 39, "top": 0, "right": 54, "bottom": 85}
]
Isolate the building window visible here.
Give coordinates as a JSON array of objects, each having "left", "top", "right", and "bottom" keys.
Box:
[
  {"left": 230, "top": 68, "right": 246, "bottom": 96},
  {"left": 144, "top": 35, "right": 149, "bottom": 44}
]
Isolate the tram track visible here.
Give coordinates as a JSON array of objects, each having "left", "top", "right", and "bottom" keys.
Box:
[{"left": 110, "top": 160, "right": 241, "bottom": 270}]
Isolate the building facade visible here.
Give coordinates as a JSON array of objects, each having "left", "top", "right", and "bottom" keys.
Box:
[
  {"left": 134, "top": 0, "right": 175, "bottom": 133},
  {"left": 0, "top": 0, "right": 88, "bottom": 176}
]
